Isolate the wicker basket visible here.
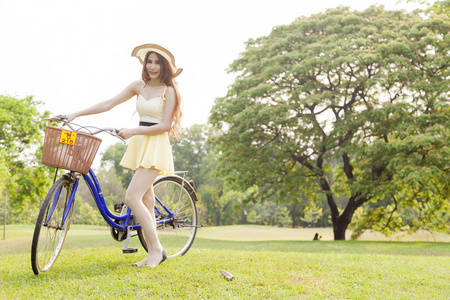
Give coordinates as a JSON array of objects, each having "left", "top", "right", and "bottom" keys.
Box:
[{"left": 41, "top": 126, "right": 102, "bottom": 174}]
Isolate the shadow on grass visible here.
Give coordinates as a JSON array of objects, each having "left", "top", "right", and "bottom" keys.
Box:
[{"left": 192, "top": 238, "right": 450, "bottom": 257}]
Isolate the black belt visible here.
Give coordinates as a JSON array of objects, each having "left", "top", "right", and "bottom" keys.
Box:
[{"left": 139, "top": 121, "right": 157, "bottom": 127}]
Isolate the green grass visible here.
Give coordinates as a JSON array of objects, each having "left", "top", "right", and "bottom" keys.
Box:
[{"left": 1, "top": 225, "right": 449, "bottom": 299}]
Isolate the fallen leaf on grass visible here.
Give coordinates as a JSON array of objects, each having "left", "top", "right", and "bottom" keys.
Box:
[{"left": 220, "top": 270, "right": 234, "bottom": 281}]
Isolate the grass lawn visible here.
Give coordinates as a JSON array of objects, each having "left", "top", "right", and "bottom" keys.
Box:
[{"left": 1, "top": 225, "right": 449, "bottom": 299}]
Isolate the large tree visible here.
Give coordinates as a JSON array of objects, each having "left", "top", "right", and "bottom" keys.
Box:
[{"left": 209, "top": 6, "right": 449, "bottom": 239}]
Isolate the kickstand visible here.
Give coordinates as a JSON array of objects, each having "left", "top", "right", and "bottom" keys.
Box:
[{"left": 122, "top": 225, "right": 138, "bottom": 254}]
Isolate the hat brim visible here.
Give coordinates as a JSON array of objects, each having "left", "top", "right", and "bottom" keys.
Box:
[{"left": 131, "top": 44, "right": 182, "bottom": 77}]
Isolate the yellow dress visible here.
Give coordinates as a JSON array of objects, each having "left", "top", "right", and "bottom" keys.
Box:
[{"left": 119, "top": 85, "right": 174, "bottom": 175}]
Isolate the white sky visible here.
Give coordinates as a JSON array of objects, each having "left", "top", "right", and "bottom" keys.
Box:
[{"left": 0, "top": 0, "right": 423, "bottom": 166}]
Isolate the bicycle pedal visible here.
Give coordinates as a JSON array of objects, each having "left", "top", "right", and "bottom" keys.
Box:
[{"left": 122, "top": 248, "right": 138, "bottom": 254}]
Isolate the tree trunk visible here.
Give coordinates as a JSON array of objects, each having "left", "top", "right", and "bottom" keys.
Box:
[
  {"left": 333, "top": 217, "right": 350, "bottom": 240},
  {"left": 216, "top": 213, "right": 221, "bottom": 226},
  {"left": 315, "top": 160, "right": 366, "bottom": 240},
  {"left": 332, "top": 197, "right": 361, "bottom": 240}
]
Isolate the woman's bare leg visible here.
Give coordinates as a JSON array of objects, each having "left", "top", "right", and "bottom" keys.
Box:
[{"left": 125, "top": 168, "right": 165, "bottom": 267}]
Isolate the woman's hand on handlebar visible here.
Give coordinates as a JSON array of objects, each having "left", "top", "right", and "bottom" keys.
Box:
[
  {"left": 51, "top": 113, "right": 76, "bottom": 122},
  {"left": 64, "top": 113, "right": 78, "bottom": 123},
  {"left": 116, "top": 128, "right": 134, "bottom": 140}
]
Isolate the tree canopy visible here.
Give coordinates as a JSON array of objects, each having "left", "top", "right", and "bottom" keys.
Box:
[
  {"left": 209, "top": 5, "right": 450, "bottom": 239},
  {"left": 0, "top": 94, "right": 51, "bottom": 210}
]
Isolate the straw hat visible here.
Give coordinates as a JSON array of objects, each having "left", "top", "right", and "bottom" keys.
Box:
[{"left": 131, "top": 44, "right": 183, "bottom": 77}]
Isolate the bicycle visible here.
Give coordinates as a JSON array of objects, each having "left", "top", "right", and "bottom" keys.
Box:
[{"left": 31, "top": 117, "right": 199, "bottom": 275}]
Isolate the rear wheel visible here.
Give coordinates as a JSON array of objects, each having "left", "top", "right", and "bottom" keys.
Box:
[
  {"left": 31, "top": 177, "right": 75, "bottom": 275},
  {"left": 138, "top": 176, "right": 198, "bottom": 258}
]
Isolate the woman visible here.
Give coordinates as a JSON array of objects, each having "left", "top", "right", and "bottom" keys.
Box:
[{"left": 64, "top": 44, "right": 183, "bottom": 267}]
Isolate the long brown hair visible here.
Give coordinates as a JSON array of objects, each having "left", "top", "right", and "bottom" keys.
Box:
[{"left": 141, "top": 51, "right": 182, "bottom": 140}]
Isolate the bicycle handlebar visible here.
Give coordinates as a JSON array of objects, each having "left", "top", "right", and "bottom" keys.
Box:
[{"left": 43, "top": 116, "right": 126, "bottom": 143}]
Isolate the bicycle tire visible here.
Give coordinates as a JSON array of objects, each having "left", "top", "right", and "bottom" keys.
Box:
[
  {"left": 31, "top": 177, "right": 75, "bottom": 275},
  {"left": 137, "top": 176, "right": 198, "bottom": 258}
]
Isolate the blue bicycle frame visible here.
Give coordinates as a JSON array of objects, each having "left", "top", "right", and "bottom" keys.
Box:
[{"left": 55, "top": 168, "right": 175, "bottom": 230}]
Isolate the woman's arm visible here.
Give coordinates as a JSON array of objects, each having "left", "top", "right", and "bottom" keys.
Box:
[
  {"left": 65, "top": 80, "right": 142, "bottom": 122},
  {"left": 117, "top": 86, "right": 176, "bottom": 139}
]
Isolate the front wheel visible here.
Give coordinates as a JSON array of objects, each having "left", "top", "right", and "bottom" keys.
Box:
[
  {"left": 31, "top": 177, "right": 75, "bottom": 275},
  {"left": 138, "top": 176, "right": 198, "bottom": 258}
]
